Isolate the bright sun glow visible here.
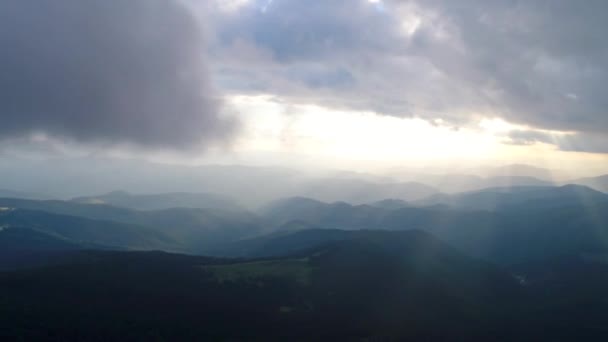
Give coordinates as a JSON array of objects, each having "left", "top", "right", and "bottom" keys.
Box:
[
  {"left": 221, "top": 94, "right": 608, "bottom": 175},
  {"left": 479, "top": 118, "right": 520, "bottom": 133},
  {"left": 232, "top": 95, "right": 497, "bottom": 162}
]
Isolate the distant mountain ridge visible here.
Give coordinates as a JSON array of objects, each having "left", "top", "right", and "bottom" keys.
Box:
[
  {"left": 0, "top": 189, "right": 52, "bottom": 200},
  {"left": 257, "top": 185, "right": 608, "bottom": 264},
  {"left": 261, "top": 197, "right": 385, "bottom": 229},
  {"left": 400, "top": 174, "right": 554, "bottom": 193},
  {"left": 72, "top": 190, "right": 241, "bottom": 211},
  {"left": 484, "top": 164, "right": 556, "bottom": 181},
  {"left": 415, "top": 184, "right": 608, "bottom": 211},
  {"left": 571, "top": 174, "right": 608, "bottom": 193},
  {"left": 0, "top": 208, "right": 179, "bottom": 252},
  {"left": 0, "top": 198, "right": 265, "bottom": 254},
  {"left": 1, "top": 184, "right": 607, "bottom": 265},
  {"left": 291, "top": 178, "right": 438, "bottom": 203}
]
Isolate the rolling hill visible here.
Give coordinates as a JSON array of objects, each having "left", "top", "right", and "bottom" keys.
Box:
[
  {"left": 1, "top": 230, "right": 606, "bottom": 340},
  {"left": 0, "top": 230, "right": 524, "bottom": 340}
]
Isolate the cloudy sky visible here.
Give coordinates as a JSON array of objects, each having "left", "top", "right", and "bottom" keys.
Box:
[{"left": 1, "top": 0, "right": 607, "bottom": 175}]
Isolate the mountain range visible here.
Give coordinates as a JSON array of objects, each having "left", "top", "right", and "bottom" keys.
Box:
[
  {"left": 1, "top": 181, "right": 608, "bottom": 339},
  {"left": 3, "top": 159, "right": 607, "bottom": 206}
]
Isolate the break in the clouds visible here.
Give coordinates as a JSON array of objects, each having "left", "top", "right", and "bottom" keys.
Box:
[
  {"left": 0, "top": 0, "right": 236, "bottom": 149},
  {"left": 204, "top": 0, "right": 608, "bottom": 153}
]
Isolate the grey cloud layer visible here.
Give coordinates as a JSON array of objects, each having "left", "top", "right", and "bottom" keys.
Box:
[
  {"left": 206, "top": 0, "right": 608, "bottom": 152},
  {"left": 0, "top": 0, "right": 236, "bottom": 148},
  {"left": 507, "top": 130, "right": 608, "bottom": 154}
]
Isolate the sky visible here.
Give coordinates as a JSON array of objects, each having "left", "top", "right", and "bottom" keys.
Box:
[{"left": 0, "top": 0, "right": 607, "bottom": 177}]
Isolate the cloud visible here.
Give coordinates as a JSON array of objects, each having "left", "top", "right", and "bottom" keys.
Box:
[
  {"left": 555, "top": 133, "right": 608, "bottom": 154},
  {"left": 505, "top": 129, "right": 608, "bottom": 154},
  {"left": 206, "top": 0, "right": 432, "bottom": 116},
  {"left": 0, "top": 0, "right": 237, "bottom": 149},
  {"left": 201, "top": 0, "right": 608, "bottom": 153},
  {"left": 505, "top": 130, "right": 556, "bottom": 146},
  {"left": 214, "top": 0, "right": 401, "bottom": 62},
  {"left": 409, "top": 0, "right": 608, "bottom": 135}
]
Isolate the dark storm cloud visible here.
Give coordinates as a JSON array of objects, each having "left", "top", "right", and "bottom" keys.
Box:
[
  {"left": 204, "top": 0, "right": 608, "bottom": 153},
  {"left": 0, "top": 0, "right": 236, "bottom": 148}
]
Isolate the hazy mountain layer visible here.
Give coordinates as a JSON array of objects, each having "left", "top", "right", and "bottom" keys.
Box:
[
  {"left": 72, "top": 190, "right": 241, "bottom": 211},
  {"left": 0, "top": 198, "right": 265, "bottom": 254}
]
